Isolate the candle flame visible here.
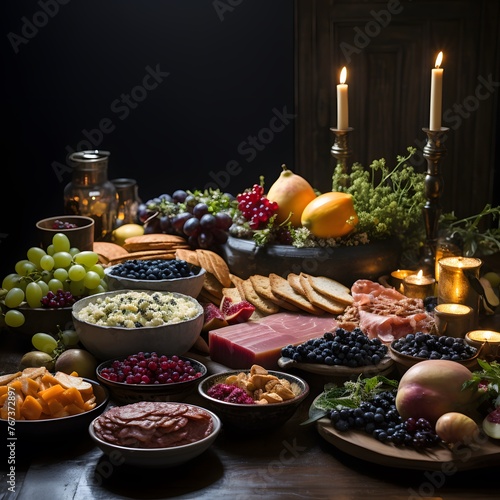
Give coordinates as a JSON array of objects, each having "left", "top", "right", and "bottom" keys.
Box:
[
  {"left": 416, "top": 269, "right": 423, "bottom": 279},
  {"left": 435, "top": 51, "right": 443, "bottom": 68},
  {"left": 340, "top": 66, "right": 347, "bottom": 84}
]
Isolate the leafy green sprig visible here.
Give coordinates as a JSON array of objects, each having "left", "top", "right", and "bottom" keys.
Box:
[
  {"left": 462, "top": 359, "right": 500, "bottom": 408},
  {"left": 332, "top": 147, "right": 426, "bottom": 243},
  {"left": 313, "top": 374, "right": 399, "bottom": 411},
  {"left": 440, "top": 204, "right": 500, "bottom": 257}
]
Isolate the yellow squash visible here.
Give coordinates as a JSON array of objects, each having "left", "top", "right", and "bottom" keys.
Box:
[
  {"left": 266, "top": 164, "right": 317, "bottom": 227},
  {"left": 301, "top": 191, "right": 358, "bottom": 239}
]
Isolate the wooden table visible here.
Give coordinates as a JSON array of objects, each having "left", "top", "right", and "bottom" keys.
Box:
[{"left": 1, "top": 322, "right": 499, "bottom": 500}]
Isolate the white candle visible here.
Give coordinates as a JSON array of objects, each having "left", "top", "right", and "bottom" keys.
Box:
[
  {"left": 337, "top": 67, "right": 348, "bottom": 130},
  {"left": 429, "top": 51, "right": 443, "bottom": 131}
]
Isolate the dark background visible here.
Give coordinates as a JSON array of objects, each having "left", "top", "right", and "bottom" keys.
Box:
[{"left": 0, "top": 0, "right": 294, "bottom": 277}]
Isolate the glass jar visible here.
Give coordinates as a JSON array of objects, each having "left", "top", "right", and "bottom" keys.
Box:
[
  {"left": 111, "top": 178, "right": 141, "bottom": 227},
  {"left": 64, "top": 150, "right": 118, "bottom": 241}
]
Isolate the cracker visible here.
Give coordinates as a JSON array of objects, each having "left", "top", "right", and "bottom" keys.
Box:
[
  {"left": 108, "top": 250, "right": 175, "bottom": 266},
  {"left": 241, "top": 279, "right": 280, "bottom": 315},
  {"left": 269, "top": 273, "right": 325, "bottom": 315},
  {"left": 250, "top": 274, "right": 299, "bottom": 311},
  {"left": 222, "top": 287, "right": 242, "bottom": 303},
  {"left": 196, "top": 249, "right": 232, "bottom": 288},
  {"left": 299, "top": 272, "right": 346, "bottom": 314},
  {"left": 287, "top": 273, "right": 307, "bottom": 297},
  {"left": 93, "top": 241, "right": 130, "bottom": 263},
  {"left": 175, "top": 248, "right": 200, "bottom": 266},
  {"left": 203, "top": 271, "right": 224, "bottom": 299},
  {"left": 123, "top": 234, "right": 190, "bottom": 252},
  {"left": 197, "top": 288, "right": 222, "bottom": 305},
  {"left": 124, "top": 234, "right": 188, "bottom": 245}
]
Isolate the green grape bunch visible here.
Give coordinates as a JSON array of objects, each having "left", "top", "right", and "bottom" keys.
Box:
[{"left": 0, "top": 232, "right": 107, "bottom": 329}]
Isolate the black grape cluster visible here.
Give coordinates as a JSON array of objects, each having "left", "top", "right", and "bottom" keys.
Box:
[
  {"left": 329, "top": 390, "right": 441, "bottom": 449},
  {"left": 137, "top": 189, "right": 235, "bottom": 250}
]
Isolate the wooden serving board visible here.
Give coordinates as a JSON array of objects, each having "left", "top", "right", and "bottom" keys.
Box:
[{"left": 316, "top": 417, "right": 500, "bottom": 471}]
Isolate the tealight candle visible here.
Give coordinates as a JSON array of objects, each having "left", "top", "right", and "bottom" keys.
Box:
[
  {"left": 465, "top": 330, "right": 500, "bottom": 361},
  {"left": 390, "top": 269, "right": 416, "bottom": 293},
  {"left": 403, "top": 270, "right": 435, "bottom": 300},
  {"left": 437, "top": 257, "right": 482, "bottom": 325},
  {"left": 434, "top": 304, "right": 473, "bottom": 338}
]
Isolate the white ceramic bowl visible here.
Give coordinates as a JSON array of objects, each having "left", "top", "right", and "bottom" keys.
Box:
[
  {"left": 104, "top": 261, "right": 205, "bottom": 298},
  {"left": 72, "top": 290, "right": 204, "bottom": 361},
  {"left": 88, "top": 403, "right": 221, "bottom": 467}
]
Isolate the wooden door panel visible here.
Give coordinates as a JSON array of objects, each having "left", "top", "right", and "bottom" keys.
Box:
[{"left": 295, "top": 0, "right": 500, "bottom": 219}]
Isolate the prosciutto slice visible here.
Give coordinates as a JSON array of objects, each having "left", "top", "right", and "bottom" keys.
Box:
[{"left": 336, "top": 279, "right": 435, "bottom": 343}]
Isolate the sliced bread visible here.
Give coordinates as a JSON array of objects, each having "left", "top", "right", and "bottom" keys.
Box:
[
  {"left": 299, "top": 273, "right": 347, "bottom": 314},
  {"left": 250, "top": 274, "right": 300, "bottom": 311},
  {"left": 269, "top": 273, "right": 325, "bottom": 315},
  {"left": 305, "top": 274, "right": 354, "bottom": 305},
  {"left": 241, "top": 279, "right": 280, "bottom": 315}
]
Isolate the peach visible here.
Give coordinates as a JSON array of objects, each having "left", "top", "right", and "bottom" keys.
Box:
[{"left": 395, "top": 359, "right": 478, "bottom": 425}]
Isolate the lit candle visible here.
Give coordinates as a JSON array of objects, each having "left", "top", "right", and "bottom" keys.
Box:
[
  {"left": 337, "top": 67, "right": 348, "bottom": 130},
  {"left": 403, "top": 270, "right": 436, "bottom": 300},
  {"left": 434, "top": 304, "right": 473, "bottom": 338},
  {"left": 465, "top": 330, "right": 500, "bottom": 361},
  {"left": 390, "top": 269, "right": 416, "bottom": 293},
  {"left": 429, "top": 51, "right": 443, "bottom": 131}
]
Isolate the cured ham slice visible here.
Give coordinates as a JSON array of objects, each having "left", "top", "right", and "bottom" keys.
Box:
[
  {"left": 208, "top": 312, "right": 336, "bottom": 369},
  {"left": 335, "top": 279, "right": 435, "bottom": 343}
]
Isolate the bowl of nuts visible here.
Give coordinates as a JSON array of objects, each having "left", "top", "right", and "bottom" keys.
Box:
[
  {"left": 197, "top": 365, "right": 309, "bottom": 431},
  {"left": 96, "top": 352, "right": 207, "bottom": 403},
  {"left": 389, "top": 332, "right": 480, "bottom": 375},
  {"left": 104, "top": 258, "right": 206, "bottom": 298}
]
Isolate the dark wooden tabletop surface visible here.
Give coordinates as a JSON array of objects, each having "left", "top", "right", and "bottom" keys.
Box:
[{"left": 2, "top": 316, "right": 500, "bottom": 500}]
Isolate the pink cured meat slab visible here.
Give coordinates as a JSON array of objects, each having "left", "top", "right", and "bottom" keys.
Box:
[{"left": 208, "top": 312, "right": 336, "bottom": 369}]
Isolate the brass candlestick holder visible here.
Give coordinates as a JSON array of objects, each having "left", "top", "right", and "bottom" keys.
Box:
[
  {"left": 330, "top": 127, "right": 353, "bottom": 173},
  {"left": 421, "top": 127, "right": 450, "bottom": 275}
]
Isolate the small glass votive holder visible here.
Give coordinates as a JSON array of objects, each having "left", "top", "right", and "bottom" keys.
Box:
[
  {"left": 390, "top": 270, "right": 416, "bottom": 293},
  {"left": 403, "top": 273, "right": 436, "bottom": 300},
  {"left": 465, "top": 330, "right": 500, "bottom": 361},
  {"left": 434, "top": 304, "right": 474, "bottom": 338},
  {"left": 437, "top": 256, "right": 482, "bottom": 325}
]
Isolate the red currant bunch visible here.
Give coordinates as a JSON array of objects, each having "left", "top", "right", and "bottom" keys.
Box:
[{"left": 236, "top": 184, "right": 278, "bottom": 230}]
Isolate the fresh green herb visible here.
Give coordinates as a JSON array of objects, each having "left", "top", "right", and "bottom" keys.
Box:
[
  {"left": 313, "top": 375, "right": 399, "bottom": 412},
  {"left": 301, "top": 374, "right": 399, "bottom": 425},
  {"left": 440, "top": 204, "right": 500, "bottom": 257},
  {"left": 462, "top": 359, "right": 500, "bottom": 407},
  {"left": 332, "top": 146, "right": 426, "bottom": 245}
]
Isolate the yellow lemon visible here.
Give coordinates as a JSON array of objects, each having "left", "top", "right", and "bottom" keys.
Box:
[{"left": 301, "top": 192, "right": 358, "bottom": 239}]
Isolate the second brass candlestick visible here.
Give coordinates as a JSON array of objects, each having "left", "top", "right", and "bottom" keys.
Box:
[
  {"left": 421, "top": 126, "right": 450, "bottom": 275},
  {"left": 330, "top": 127, "right": 353, "bottom": 174}
]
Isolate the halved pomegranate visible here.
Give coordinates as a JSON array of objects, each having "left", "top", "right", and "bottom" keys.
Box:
[
  {"left": 202, "top": 302, "right": 228, "bottom": 332},
  {"left": 220, "top": 296, "right": 255, "bottom": 324}
]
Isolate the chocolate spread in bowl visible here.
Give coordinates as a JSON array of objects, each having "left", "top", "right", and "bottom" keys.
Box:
[{"left": 93, "top": 401, "right": 214, "bottom": 448}]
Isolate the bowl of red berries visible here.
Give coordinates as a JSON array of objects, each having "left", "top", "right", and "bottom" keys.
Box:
[
  {"left": 36, "top": 215, "right": 95, "bottom": 252},
  {"left": 197, "top": 365, "right": 309, "bottom": 431},
  {"left": 96, "top": 352, "right": 208, "bottom": 403}
]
